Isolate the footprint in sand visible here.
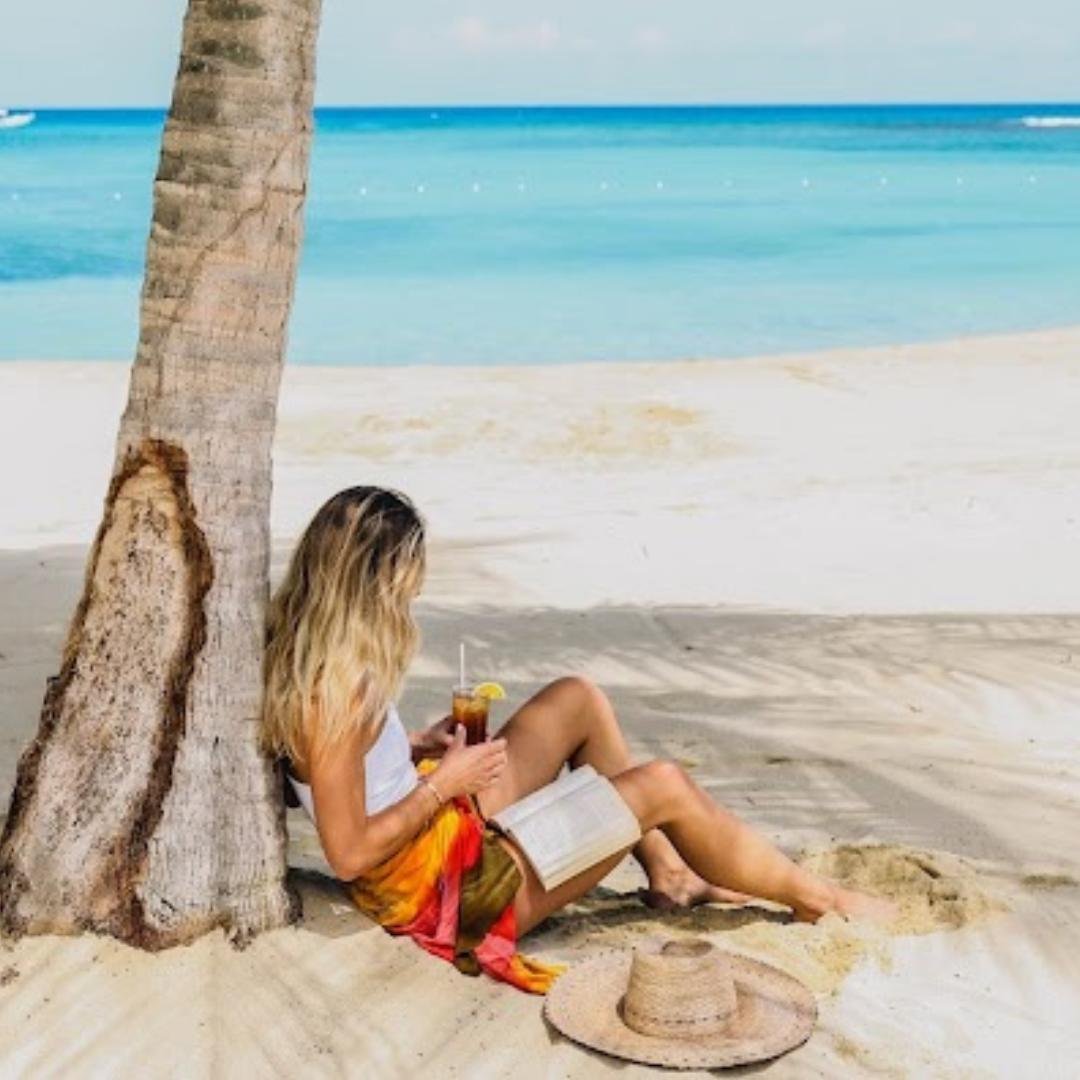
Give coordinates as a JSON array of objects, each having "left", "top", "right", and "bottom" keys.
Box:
[{"left": 1020, "top": 872, "right": 1078, "bottom": 890}]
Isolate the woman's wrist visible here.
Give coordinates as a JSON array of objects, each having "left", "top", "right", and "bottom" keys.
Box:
[
  {"left": 427, "top": 766, "right": 456, "bottom": 801},
  {"left": 419, "top": 774, "right": 446, "bottom": 805},
  {"left": 414, "top": 773, "right": 444, "bottom": 820}
]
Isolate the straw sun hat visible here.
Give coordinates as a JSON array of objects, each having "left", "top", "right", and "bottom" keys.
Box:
[{"left": 544, "top": 938, "right": 817, "bottom": 1070}]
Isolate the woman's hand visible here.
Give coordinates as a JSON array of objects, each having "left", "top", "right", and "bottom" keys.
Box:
[
  {"left": 410, "top": 715, "right": 457, "bottom": 761},
  {"left": 430, "top": 725, "right": 508, "bottom": 799}
]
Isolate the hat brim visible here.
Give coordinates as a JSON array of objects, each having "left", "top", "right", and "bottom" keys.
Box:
[{"left": 544, "top": 947, "right": 817, "bottom": 1070}]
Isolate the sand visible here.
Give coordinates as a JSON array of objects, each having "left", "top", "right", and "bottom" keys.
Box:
[
  {"left": 2, "top": 327, "right": 1080, "bottom": 1077},
  {"left": 799, "top": 843, "right": 1006, "bottom": 936},
  {"left": 534, "top": 841, "right": 1005, "bottom": 1001}
]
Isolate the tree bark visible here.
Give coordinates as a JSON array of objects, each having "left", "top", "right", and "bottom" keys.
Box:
[{"left": 0, "top": 0, "right": 322, "bottom": 948}]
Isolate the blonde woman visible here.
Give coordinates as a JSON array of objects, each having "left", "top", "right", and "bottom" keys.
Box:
[{"left": 262, "top": 486, "right": 895, "bottom": 993}]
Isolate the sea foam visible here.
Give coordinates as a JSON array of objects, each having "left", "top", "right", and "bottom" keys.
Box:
[{"left": 1019, "top": 116, "right": 1080, "bottom": 128}]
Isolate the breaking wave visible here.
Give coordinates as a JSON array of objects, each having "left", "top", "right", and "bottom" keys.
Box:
[{"left": 1018, "top": 116, "right": 1080, "bottom": 129}]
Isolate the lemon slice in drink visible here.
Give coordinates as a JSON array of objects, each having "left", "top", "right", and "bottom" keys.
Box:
[{"left": 473, "top": 681, "right": 506, "bottom": 701}]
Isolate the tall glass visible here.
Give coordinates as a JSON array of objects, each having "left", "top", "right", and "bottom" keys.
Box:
[{"left": 452, "top": 684, "right": 490, "bottom": 746}]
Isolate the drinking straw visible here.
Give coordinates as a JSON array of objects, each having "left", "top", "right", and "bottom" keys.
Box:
[{"left": 459, "top": 642, "right": 466, "bottom": 689}]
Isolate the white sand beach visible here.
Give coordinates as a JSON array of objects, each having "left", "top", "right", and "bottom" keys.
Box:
[{"left": 1, "top": 327, "right": 1079, "bottom": 1077}]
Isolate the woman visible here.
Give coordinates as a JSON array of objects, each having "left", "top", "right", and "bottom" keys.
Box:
[{"left": 261, "top": 486, "right": 895, "bottom": 994}]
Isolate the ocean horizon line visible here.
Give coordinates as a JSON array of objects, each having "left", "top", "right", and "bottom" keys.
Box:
[{"left": 8, "top": 100, "right": 1080, "bottom": 114}]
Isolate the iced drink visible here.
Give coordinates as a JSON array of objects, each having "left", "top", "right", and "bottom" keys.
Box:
[{"left": 452, "top": 685, "right": 490, "bottom": 746}]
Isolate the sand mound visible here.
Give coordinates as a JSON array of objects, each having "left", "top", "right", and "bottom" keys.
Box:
[
  {"left": 798, "top": 842, "right": 1006, "bottom": 935},
  {"left": 725, "top": 911, "right": 885, "bottom": 995},
  {"left": 535, "top": 843, "right": 1005, "bottom": 997}
]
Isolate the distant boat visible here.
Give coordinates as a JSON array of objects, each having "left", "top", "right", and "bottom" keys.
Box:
[{"left": 0, "top": 108, "right": 36, "bottom": 130}]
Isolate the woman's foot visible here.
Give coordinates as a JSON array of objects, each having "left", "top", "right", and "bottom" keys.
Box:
[
  {"left": 791, "top": 880, "right": 899, "bottom": 927},
  {"left": 642, "top": 867, "right": 756, "bottom": 910},
  {"left": 834, "top": 886, "right": 899, "bottom": 926}
]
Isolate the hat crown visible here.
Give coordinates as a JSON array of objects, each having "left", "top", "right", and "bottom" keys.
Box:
[{"left": 620, "top": 939, "right": 737, "bottom": 1040}]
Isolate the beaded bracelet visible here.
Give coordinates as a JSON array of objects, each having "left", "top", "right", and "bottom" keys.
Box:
[{"left": 417, "top": 775, "right": 445, "bottom": 819}]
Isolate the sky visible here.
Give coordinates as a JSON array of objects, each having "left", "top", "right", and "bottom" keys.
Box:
[{"left": 2, "top": 1, "right": 1079, "bottom": 107}]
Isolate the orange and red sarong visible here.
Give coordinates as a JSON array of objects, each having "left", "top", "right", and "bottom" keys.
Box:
[{"left": 347, "top": 765, "right": 563, "bottom": 994}]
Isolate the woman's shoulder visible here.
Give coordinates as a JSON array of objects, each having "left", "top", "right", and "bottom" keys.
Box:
[{"left": 294, "top": 704, "right": 387, "bottom": 780}]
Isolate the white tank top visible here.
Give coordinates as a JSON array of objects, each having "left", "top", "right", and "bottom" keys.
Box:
[{"left": 287, "top": 702, "right": 417, "bottom": 823}]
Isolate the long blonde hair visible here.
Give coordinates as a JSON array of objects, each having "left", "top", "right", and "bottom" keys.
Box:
[{"left": 261, "top": 486, "right": 426, "bottom": 763}]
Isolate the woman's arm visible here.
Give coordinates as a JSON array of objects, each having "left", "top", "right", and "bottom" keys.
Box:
[
  {"left": 408, "top": 714, "right": 455, "bottom": 764},
  {"left": 308, "top": 723, "right": 507, "bottom": 881}
]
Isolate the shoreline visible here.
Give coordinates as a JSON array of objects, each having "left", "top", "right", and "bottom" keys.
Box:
[{"left": 2, "top": 319, "right": 1078, "bottom": 372}]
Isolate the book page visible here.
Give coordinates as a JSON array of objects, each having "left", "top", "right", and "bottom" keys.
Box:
[
  {"left": 493, "top": 764, "right": 598, "bottom": 834},
  {"left": 499, "top": 773, "right": 641, "bottom": 890},
  {"left": 532, "top": 778, "right": 640, "bottom": 877}
]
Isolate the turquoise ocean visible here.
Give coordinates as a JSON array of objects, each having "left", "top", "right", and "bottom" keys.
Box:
[{"left": 2, "top": 105, "right": 1080, "bottom": 365}]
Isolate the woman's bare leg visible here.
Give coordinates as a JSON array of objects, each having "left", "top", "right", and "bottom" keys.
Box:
[
  {"left": 513, "top": 759, "right": 897, "bottom": 935},
  {"left": 510, "top": 843, "right": 632, "bottom": 937},
  {"left": 477, "top": 676, "right": 750, "bottom": 905}
]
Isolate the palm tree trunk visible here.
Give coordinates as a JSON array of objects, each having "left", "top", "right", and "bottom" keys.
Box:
[{"left": 0, "top": 0, "right": 322, "bottom": 948}]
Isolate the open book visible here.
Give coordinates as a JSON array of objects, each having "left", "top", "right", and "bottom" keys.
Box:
[{"left": 490, "top": 765, "right": 642, "bottom": 891}]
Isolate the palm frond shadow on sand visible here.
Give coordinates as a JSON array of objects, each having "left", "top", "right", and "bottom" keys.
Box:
[
  {"left": 536, "top": 884, "right": 793, "bottom": 940},
  {"left": 402, "top": 602, "right": 1080, "bottom": 985}
]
